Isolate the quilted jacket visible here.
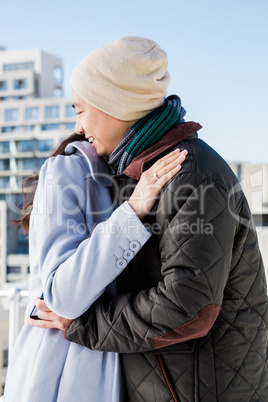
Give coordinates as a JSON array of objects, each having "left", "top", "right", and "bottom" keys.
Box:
[{"left": 66, "top": 122, "right": 268, "bottom": 401}]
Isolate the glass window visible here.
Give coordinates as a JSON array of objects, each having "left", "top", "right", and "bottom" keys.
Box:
[
  {"left": 17, "top": 140, "right": 35, "bottom": 153},
  {"left": 65, "top": 104, "right": 76, "bottom": 118},
  {"left": 1, "top": 126, "right": 20, "bottom": 133},
  {"left": 3, "top": 349, "right": 8, "bottom": 368},
  {"left": 3, "top": 61, "right": 34, "bottom": 71},
  {"left": 38, "top": 158, "right": 47, "bottom": 169},
  {"left": 45, "top": 105, "right": 59, "bottom": 120},
  {"left": 0, "top": 80, "right": 7, "bottom": 91},
  {"left": 14, "top": 79, "right": 27, "bottom": 90},
  {"left": 17, "top": 158, "right": 35, "bottom": 170},
  {"left": 5, "top": 109, "right": 19, "bottom": 122},
  {"left": 42, "top": 123, "right": 60, "bottom": 131},
  {"left": 25, "top": 107, "right": 39, "bottom": 121},
  {"left": 13, "top": 95, "right": 27, "bottom": 100},
  {"left": 24, "top": 125, "right": 35, "bottom": 132},
  {"left": 65, "top": 122, "right": 75, "bottom": 130},
  {"left": 0, "top": 176, "right": 10, "bottom": 188},
  {"left": 0, "top": 159, "right": 10, "bottom": 170},
  {"left": 54, "top": 67, "right": 62, "bottom": 83},
  {"left": 0, "top": 142, "right": 10, "bottom": 153},
  {"left": 38, "top": 139, "right": 53, "bottom": 153},
  {"left": 34, "top": 79, "right": 39, "bottom": 96}
]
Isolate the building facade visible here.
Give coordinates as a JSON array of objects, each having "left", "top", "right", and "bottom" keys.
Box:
[{"left": 0, "top": 47, "right": 76, "bottom": 283}]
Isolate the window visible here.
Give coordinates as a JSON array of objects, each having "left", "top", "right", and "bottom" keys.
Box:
[
  {"left": 7, "top": 266, "right": 21, "bottom": 274},
  {"left": 25, "top": 107, "right": 39, "bottom": 121},
  {"left": 3, "top": 61, "right": 34, "bottom": 71},
  {"left": 5, "top": 109, "right": 19, "bottom": 122},
  {"left": 17, "top": 158, "right": 35, "bottom": 170},
  {"left": 42, "top": 123, "right": 60, "bottom": 131},
  {"left": 14, "top": 79, "right": 27, "bottom": 90},
  {"left": 0, "top": 176, "right": 10, "bottom": 188},
  {"left": 13, "top": 95, "right": 27, "bottom": 100},
  {"left": 0, "top": 159, "right": 10, "bottom": 170},
  {"left": 0, "top": 80, "right": 7, "bottom": 91},
  {"left": 54, "top": 67, "right": 62, "bottom": 83},
  {"left": 38, "top": 157, "right": 47, "bottom": 169},
  {"left": 65, "top": 122, "right": 75, "bottom": 130},
  {"left": 0, "top": 142, "right": 10, "bottom": 153},
  {"left": 1, "top": 126, "right": 20, "bottom": 133},
  {"left": 3, "top": 348, "right": 8, "bottom": 368},
  {"left": 34, "top": 79, "right": 39, "bottom": 96},
  {"left": 17, "top": 140, "right": 35, "bottom": 153},
  {"left": 45, "top": 105, "right": 59, "bottom": 120},
  {"left": 65, "top": 104, "right": 76, "bottom": 118},
  {"left": 38, "top": 139, "right": 53, "bottom": 153}
]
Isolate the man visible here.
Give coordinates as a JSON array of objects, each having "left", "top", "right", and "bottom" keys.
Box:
[{"left": 30, "top": 36, "right": 268, "bottom": 401}]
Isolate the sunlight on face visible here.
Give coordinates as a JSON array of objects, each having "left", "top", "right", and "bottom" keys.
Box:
[{"left": 72, "top": 89, "right": 137, "bottom": 157}]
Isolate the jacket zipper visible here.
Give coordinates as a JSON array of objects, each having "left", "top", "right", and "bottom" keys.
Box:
[{"left": 156, "top": 354, "right": 180, "bottom": 402}]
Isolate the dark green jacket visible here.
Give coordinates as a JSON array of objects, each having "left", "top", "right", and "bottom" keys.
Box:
[{"left": 66, "top": 123, "right": 268, "bottom": 401}]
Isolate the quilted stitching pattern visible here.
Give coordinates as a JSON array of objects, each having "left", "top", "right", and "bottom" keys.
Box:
[{"left": 66, "top": 137, "right": 268, "bottom": 401}]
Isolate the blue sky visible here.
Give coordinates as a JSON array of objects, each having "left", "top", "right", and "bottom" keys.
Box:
[{"left": 1, "top": 0, "right": 267, "bottom": 163}]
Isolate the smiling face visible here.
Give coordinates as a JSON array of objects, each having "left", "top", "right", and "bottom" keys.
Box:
[{"left": 72, "top": 89, "right": 137, "bottom": 157}]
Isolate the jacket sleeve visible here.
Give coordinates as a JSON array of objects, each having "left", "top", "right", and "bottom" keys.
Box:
[
  {"left": 65, "top": 172, "right": 239, "bottom": 352},
  {"left": 32, "top": 156, "right": 151, "bottom": 319}
]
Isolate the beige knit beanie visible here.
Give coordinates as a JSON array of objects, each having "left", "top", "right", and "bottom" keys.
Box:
[{"left": 70, "top": 36, "right": 170, "bottom": 121}]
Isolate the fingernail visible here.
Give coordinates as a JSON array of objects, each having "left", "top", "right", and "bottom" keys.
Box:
[
  {"left": 181, "top": 149, "right": 188, "bottom": 155},
  {"left": 175, "top": 164, "right": 182, "bottom": 170},
  {"left": 173, "top": 148, "right": 180, "bottom": 153}
]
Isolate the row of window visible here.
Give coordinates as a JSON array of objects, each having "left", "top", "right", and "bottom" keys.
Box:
[
  {"left": 0, "top": 158, "right": 41, "bottom": 170},
  {"left": 1, "top": 104, "right": 75, "bottom": 122},
  {"left": 0, "top": 79, "right": 27, "bottom": 91},
  {"left": 3, "top": 61, "right": 35, "bottom": 72},
  {"left": 0, "top": 95, "right": 28, "bottom": 101},
  {"left": 0, "top": 121, "right": 75, "bottom": 133},
  {"left": 0, "top": 162, "right": 46, "bottom": 187},
  {"left": 0, "top": 139, "right": 54, "bottom": 154}
]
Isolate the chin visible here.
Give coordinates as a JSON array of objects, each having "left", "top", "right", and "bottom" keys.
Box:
[{"left": 95, "top": 148, "right": 107, "bottom": 157}]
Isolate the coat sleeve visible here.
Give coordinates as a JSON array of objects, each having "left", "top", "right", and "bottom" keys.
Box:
[
  {"left": 65, "top": 173, "right": 239, "bottom": 352},
  {"left": 32, "top": 155, "right": 151, "bottom": 319}
]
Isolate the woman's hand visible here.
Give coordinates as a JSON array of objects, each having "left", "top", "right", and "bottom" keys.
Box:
[
  {"left": 27, "top": 297, "right": 73, "bottom": 332},
  {"left": 128, "top": 148, "right": 187, "bottom": 219}
]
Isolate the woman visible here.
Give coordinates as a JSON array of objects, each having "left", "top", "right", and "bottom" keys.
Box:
[{"left": 4, "top": 132, "right": 186, "bottom": 402}]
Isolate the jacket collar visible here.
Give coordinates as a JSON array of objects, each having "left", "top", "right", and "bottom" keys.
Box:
[
  {"left": 123, "top": 121, "right": 202, "bottom": 180},
  {"left": 65, "top": 141, "right": 113, "bottom": 187}
]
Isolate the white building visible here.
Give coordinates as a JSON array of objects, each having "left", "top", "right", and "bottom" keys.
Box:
[
  {"left": 229, "top": 162, "right": 268, "bottom": 275},
  {"left": 0, "top": 202, "right": 6, "bottom": 287},
  {"left": 0, "top": 47, "right": 76, "bottom": 283}
]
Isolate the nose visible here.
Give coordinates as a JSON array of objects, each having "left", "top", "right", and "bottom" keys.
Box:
[{"left": 75, "top": 120, "right": 84, "bottom": 135}]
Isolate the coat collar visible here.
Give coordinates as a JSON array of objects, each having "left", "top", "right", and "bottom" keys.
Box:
[
  {"left": 123, "top": 121, "right": 202, "bottom": 180},
  {"left": 65, "top": 141, "right": 112, "bottom": 187}
]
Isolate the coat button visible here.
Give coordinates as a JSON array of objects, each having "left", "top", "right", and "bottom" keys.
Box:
[
  {"left": 116, "top": 258, "right": 127, "bottom": 269},
  {"left": 123, "top": 249, "right": 135, "bottom": 260},
  {"left": 129, "top": 240, "right": 141, "bottom": 252}
]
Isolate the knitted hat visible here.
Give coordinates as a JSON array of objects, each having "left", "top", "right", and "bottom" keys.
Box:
[{"left": 70, "top": 36, "right": 170, "bottom": 121}]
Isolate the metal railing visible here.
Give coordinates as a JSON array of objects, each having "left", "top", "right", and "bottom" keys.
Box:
[{"left": 0, "top": 288, "right": 29, "bottom": 361}]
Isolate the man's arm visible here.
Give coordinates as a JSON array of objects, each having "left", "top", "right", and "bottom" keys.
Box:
[{"left": 64, "top": 175, "right": 238, "bottom": 353}]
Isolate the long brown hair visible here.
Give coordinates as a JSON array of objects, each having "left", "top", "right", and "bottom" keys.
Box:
[{"left": 19, "top": 133, "right": 87, "bottom": 233}]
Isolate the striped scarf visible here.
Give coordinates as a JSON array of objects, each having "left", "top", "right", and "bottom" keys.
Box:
[{"left": 107, "top": 95, "right": 186, "bottom": 174}]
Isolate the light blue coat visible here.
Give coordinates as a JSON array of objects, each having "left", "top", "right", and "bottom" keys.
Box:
[{"left": 4, "top": 142, "right": 151, "bottom": 402}]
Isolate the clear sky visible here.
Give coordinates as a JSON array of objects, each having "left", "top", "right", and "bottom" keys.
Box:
[{"left": 0, "top": 0, "right": 267, "bottom": 163}]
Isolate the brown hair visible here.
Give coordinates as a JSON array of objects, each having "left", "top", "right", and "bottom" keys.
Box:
[{"left": 19, "top": 133, "right": 87, "bottom": 233}]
